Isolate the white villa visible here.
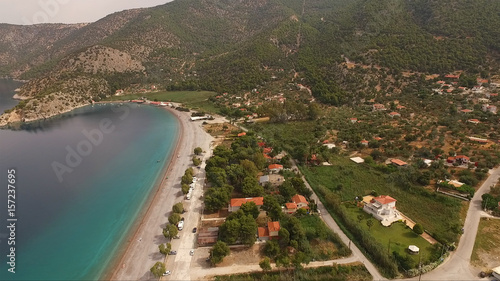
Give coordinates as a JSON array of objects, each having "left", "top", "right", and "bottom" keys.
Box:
[{"left": 363, "top": 195, "right": 402, "bottom": 226}]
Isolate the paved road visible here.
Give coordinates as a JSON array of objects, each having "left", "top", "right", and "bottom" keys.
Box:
[
  {"left": 291, "top": 160, "right": 386, "bottom": 281},
  {"left": 418, "top": 167, "right": 500, "bottom": 281}
]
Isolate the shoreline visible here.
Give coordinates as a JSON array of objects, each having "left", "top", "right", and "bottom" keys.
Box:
[{"left": 107, "top": 105, "right": 187, "bottom": 280}]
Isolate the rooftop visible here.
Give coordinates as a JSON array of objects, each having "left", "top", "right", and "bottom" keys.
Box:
[{"left": 230, "top": 197, "right": 264, "bottom": 207}]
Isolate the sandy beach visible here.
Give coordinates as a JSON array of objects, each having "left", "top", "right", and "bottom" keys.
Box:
[{"left": 110, "top": 105, "right": 215, "bottom": 281}]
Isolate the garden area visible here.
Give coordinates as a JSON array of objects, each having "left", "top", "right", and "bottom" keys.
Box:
[{"left": 343, "top": 204, "right": 439, "bottom": 267}]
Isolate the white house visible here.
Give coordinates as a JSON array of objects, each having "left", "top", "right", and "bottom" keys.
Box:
[{"left": 363, "top": 195, "right": 401, "bottom": 226}]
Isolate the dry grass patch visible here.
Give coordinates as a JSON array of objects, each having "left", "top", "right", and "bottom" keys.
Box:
[{"left": 471, "top": 218, "right": 500, "bottom": 270}]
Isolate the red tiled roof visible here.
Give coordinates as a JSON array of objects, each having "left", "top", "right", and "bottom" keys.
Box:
[
  {"left": 391, "top": 159, "right": 408, "bottom": 166},
  {"left": 461, "top": 109, "right": 473, "bottom": 113},
  {"left": 323, "top": 140, "right": 329, "bottom": 144},
  {"left": 456, "top": 155, "right": 470, "bottom": 161},
  {"left": 389, "top": 112, "right": 400, "bottom": 116},
  {"left": 263, "top": 154, "right": 272, "bottom": 159},
  {"left": 268, "top": 164, "right": 283, "bottom": 170},
  {"left": 268, "top": 221, "right": 281, "bottom": 233},
  {"left": 230, "top": 197, "right": 264, "bottom": 207},
  {"left": 292, "top": 194, "right": 308, "bottom": 205},
  {"left": 258, "top": 142, "right": 266, "bottom": 147},
  {"left": 373, "top": 195, "right": 397, "bottom": 205},
  {"left": 361, "top": 140, "right": 369, "bottom": 143},
  {"left": 263, "top": 147, "right": 272, "bottom": 154},
  {"left": 258, "top": 227, "right": 269, "bottom": 238},
  {"left": 238, "top": 132, "right": 247, "bottom": 137},
  {"left": 286, "top": 203, "right": 297, "bottom": 209}
]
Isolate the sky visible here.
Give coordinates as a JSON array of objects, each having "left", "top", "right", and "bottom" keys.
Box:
[{"left": 0, "top": 0, "right": 173, "bottom": 25}]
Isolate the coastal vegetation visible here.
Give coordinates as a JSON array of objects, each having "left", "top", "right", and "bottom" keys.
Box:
[{"left": 150, "top": 262, "right": 166, "bottom": 278}]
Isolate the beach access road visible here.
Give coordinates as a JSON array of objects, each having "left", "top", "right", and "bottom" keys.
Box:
[{"left": 111, "top": 108, "right": 214, "bottom": 281}]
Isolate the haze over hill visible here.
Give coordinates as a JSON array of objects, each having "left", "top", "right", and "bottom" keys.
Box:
[{"left": 1, "top": 0, "right": 499, "bottom": 125}]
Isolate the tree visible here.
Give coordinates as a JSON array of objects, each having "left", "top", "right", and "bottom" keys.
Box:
[
  {"left": 159, "top": 243, "right": 171, "bottom": 255},
  {"left": 239, "top": 215, "right": 258, "bottom": 246},
  {"left": 259, "top": 257, "right": 272, "bottom": 271},
  {"left": 168, "top": 213, "right": 181, "bottom": 225},
  {"left": 263, "top": 195, "right": 283, "bottom": 221},
  {"left": 194, "top": 147, "right": 203, "bottom": 155},
  {"left": 357, "top": 214, "right": 364, "bottom": 223},
  {"left": 413, "top": 223, "right": 424, "bottom": 235},
  {"left": 219, "top": 219, "right": 241, "bottom": 244},
  {"left": 242, "top": 176, "right": 264, "bottom": 197},
  {"left": 240, "top": 159, "right": 259, "bottom": 178},
  {"left": 240, "top": 201, "right": 260, "bottom": 219},
  {"left": 264, "top": 240, "right": 280, "bottom": 258},
  {"left": 205, "top": 187, "right": 231, "bottom": 212},
  {"left": 278, "top": 228, "right": 290, "bottom": 248},
  {"left": 181, "top": 174, "right": 193, "bottom": 185},
  {"left": 150, "top": 262, "right": 165, "bottom": 278},
  {"left": 181, "top": 184, "right": 190, "bottom": 195},
  {"left": 192, "top": 157, "right": 202, "bottom": 166},
  {"left": 210, "top": 241, "right": 230, "bottom": 265},
  {"left": 279, "top": 181, "right": 297, "bottom": 201},
  {"left": 366, "top": 219, "right": 374, "bottom": 230},
  {"left": 163, "top": 224, "right": 178, "bottom": 239},
  {"left": 172, "top": 202, "right": 184, "bottom": 214}
]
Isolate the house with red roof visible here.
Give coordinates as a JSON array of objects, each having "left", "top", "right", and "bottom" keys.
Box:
[
  {"left": 445, "top": 74, "right": 460, "bottom": 79},
  {"left": 361, "top": 140, "right": 369, "bottom": 146},
  {"left": 350, "top": 118, "right": 358, "bottom": 123},
  {"left": 460, "top": 109, "right": 473, "bottom": 114},
  {"left": 258, "top": 221, "right": 281, "bottom": 241},
  {"left": 388, "top": 112, "right": 401, "bottom": 118},
  {"left": 373, "top": 104, "right": 386, "bottom": 111},
  {"left": 292, "top": 194, "right": 309, "bottom": 210},
  {"left": 467, "top": 119, "right": 480, "bottom": 124},
  {"left": 283, "top": 203, "right": 298, "bottom": 214},
  {"left": 268, "top": 164, "right": 284, "bottom": 173},
  {"left": 363, "top": 195, "right": 401, "bottom": 226},
  {"left": 390, "top": 159, "right": 408, "bottom": 167},
  {"left": 229, "top": 197, "right": 264, "bottom": 212},
  {"left": 237, "top": 132, "right": 247, "bottom": 137}
]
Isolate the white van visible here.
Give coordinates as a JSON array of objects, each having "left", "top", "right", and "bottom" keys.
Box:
[{"left": 177, "top": 220, "right": 184, "bottom": 230}]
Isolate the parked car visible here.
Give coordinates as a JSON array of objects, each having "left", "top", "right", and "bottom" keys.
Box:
[
  {"left": 169, "top": 251, "right": 177, "bottom": 255},
  {"left": 177, "top": 220, "right": 184, "bottom": 230},
  {"left": 163, "top": 270, "right": 171, "bottom": 276},
  {"left": 189, "top": 249, "right": 194, "bottom": 256},
  {"left": 173, "top": 235, "right": 180, "bottom": 239},
  {"left": 192, "top": 227, "right": 197, "bottom": 233}
]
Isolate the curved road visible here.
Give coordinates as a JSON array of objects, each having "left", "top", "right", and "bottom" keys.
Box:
[{"left": 418, "top": 167, "right": 500, "bottom": 281}]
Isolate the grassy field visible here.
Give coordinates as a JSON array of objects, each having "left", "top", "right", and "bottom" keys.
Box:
[
  {"left": 298, "top": 215, "right": 351, "bottom": 260},
  {"left": 343, "top": 205, "right": 438, "bottom": 264},
  {"left": 106, "top": 91, "right": 219, "bottom": 113},
  {"left": 300, "top": 155, "right": 464, "bottom": 244},
  {"left": 471, "top": 218, "right": 500, "bottom": 269},
  {"left": 215, "top": 264, "right": 372, "bottom": 281}
]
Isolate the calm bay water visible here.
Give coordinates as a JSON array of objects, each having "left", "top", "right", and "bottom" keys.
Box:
[
  {"left": 0, "top": 78, "right": 23, "bottom": 113},
  {"left": 0, "top": 85, "right": 179, "bottom": 280}
]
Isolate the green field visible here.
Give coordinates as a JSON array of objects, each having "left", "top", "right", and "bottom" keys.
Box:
[
  {"left": 300, "top": 155, "right": 463, "bottom": 245},
  {"left": 106, "top": 91, "right": 219, "bottom": 113},
  {"left": 343, "top": 205, "right": 438, "bottom": 265},
  {"left": 471, "top": 218, "right": 500, "bottom": 268}
]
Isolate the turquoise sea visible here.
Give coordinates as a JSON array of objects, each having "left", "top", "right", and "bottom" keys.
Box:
[{"left": 0, "top": 81, "right": 179, "bottom": 280}]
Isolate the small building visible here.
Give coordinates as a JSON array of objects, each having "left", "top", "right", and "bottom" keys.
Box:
[
  {"left": 229, "top": 197, "right": 264, "bottom": 212},
  {"left": 361, "top": 140, "right": 369, "bottom": 146},
  {"left": 447, "top": 180, "right": 465, "bottom": 188},
  {"left": 456, "top": 155, "right": 470, "bottom": 164},
  {"left": 283, "top": 203, "right": 298, "bottom": 214},
  {"left": 238, "top": 132, "right": 247, "bottom": 137},
  {"left": 373, "top": 103, "right": 386, "bottom": 111},
  {"left": 350, "top": 118, "right": 358, "bottom": 123},
  {"left": 388, "top": 112, "right": 401, "bottom": 118},
  {"left": 292, "top": 194, "right": 309, "bottom": 210},
  {"left": 258, "top": 222, "right": 281, "bottom": 241},
  {"left": 268, "top": 164, "right": 284, "bottom": 173},
  {"left": 391, "top": 159, "right": 408, "bottom": 167},
  {"left": 268, "top": 221, "right": 281, "bottom": 237},
  {"left": 467, "top": 119, "right": 480, "bottom": 124},
  {"left": 350, "top": 157, "right": 365, "bottom": 164},
  {"left": 259, "top": 174, "right": 285, "bottom": 186},
  {"left": 363, "top": 195, "right": 401, "bottom": 226},
  {"left": 460, "top": 109, "right": 473, "bottom": 114}
]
